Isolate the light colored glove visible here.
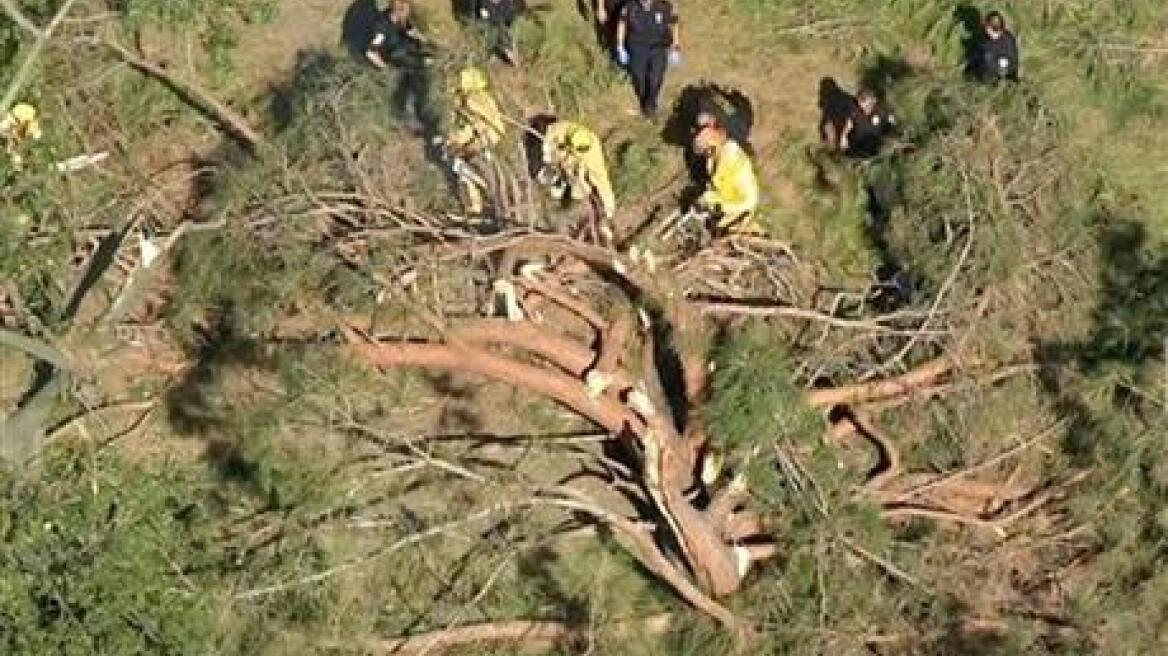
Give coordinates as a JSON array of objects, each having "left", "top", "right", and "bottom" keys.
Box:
[
  {"left": 616, "top": 45, "right": 629, "bottom": 67},
  {"left": 668, "top": 47, "right": 681, "bottom": 67}
]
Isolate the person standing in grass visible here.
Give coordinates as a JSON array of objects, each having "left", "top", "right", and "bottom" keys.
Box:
[
  {"left": 593, "top": 0, "right": 626, "bottom": 50},
  {"left": 976, "top": 10, "right": 1020, "bottom": 82},
  {"left": 475, "top": 0, "right": 525, "bottom": 65},
  {"left": 365, "top": 1, "right": 436, "bottom": 132},
  {"left": 434, "top": 67, "right": 507, "bottom": 218},
  {"left": 615, "top": 0, "right": 681, "bottom": 117}
]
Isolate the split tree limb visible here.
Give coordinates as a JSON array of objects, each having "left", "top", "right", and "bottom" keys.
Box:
[
  {"left": 343, "top": 328, "right": 639, "bottom": 436},
  {"left": 806, "top": 355, "right": 966, "bottom": 408}
]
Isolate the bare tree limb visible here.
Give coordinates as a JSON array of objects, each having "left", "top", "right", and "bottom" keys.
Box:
[
  {"left": 0, "top": 0, "right": 41, "bottom": 38},
  {"left": 0, "top": 328, "right": 71, "bottom": 371},
  {"left": 314, "top": 614, "right": 675, "bottom": 654},
  {"left": 102, "top": 39, "right": 263, "bottom": 150},
  {"left": 694, "top": 299, "right": 946, "bottom": 337}
]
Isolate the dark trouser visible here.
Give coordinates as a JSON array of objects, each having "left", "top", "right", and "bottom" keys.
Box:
[
  {"left": 628, "top": 45, "right": 668, "bottom": 115},
  {"left": 487, "top": 21, "right": 517, "bottom": 62},
  {"left": 391, "top": 65, "right": 437, "bottom": 133}
]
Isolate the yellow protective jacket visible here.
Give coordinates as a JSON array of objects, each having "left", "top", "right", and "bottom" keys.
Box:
[
  {"left": 446, "top": 89, "right": 505, "bottom": 153},
  {"left": 701, "top": 139, "right": 759, "bottom": 225},
  {"left": 542, "top": 121, "right": 616, "bottom": 219}
]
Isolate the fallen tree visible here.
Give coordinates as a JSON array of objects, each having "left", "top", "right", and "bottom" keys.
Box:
[{"left": 335, "top": 233, "right": 1049, "bottom": 639}]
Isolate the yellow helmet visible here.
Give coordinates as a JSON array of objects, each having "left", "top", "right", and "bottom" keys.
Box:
[
  {"left": 563, "top": 126, "right": 594, "bottom": 154},
  {"left": 458, "top": 67, "right": 489, "bottom": 93},
  {"left": 10, "top": 103, "right": 37, "bottom": 124}
]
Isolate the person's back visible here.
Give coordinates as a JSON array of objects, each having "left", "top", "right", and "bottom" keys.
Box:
[
  {"left": 462, "top": 90, "right": 505, "bottom": 148},
  {"left": 843, "top": 90, "right": 896, "bottom": 159},
  {"left": 708, "top": 139, "right": 758, "bottom": 219},
  {"left": 542, "top": 121, "right": 615, "bottom": 219},
  {"left": 366, "top": 1, "right": 425, "bottom": 69},
  {"left": 447, "top": 68, "right": 504, "bottom": 152},
  {"left": 623, "top": 0, "right": 674, "bottom": 50}
]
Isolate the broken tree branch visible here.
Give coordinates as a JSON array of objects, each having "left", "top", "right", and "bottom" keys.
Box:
[
  {"left": 323, "top": 614, "right": 675, "bottom": 654},
  {"left": 102, "top": 39, "right": 263, "bottom": 150}
]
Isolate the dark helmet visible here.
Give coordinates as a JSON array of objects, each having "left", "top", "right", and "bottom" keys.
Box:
[{"left": 985, "top": 11, "right": 1006, "bottom": 32}]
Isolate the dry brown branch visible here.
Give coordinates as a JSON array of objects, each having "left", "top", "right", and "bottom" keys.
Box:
[
  {"left": 594, "top": 310, "right": 634, "bottom": 375},
  {"left": 515, "top": 275, "right": 607, "bottom": 330},
  {"left": 103, "top": 39, "right": 262, "bottom": 149},
  {"left": 440, "top": 319, "right": 639, "bottom": 399},
  {"left": 542, "top": 493, "right": 741, "bottom": 631},
  {"left": 326, "top": 614, "right": 675, "bottom": 654},
  {"left": 694, "top": 300, "right": 945, "bottom": 337},
  {"left": 636, "top": 329, "right": 744, "bottom": 598},
  {"left": 891, "top": 420, "right": 1066, "bottom": 504},
  {"left": 343, "top": 329, "right": 639, "bottom": 436},
  {"left": 806, "top": 355, "right": 968, "bottom": 408},
  {"left": 845, "top": 413, "right": 902, "bottom": 491}
]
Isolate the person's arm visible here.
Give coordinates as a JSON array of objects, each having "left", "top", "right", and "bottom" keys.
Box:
[
  {"left": 883, "top": 107, "right": 898, "bottom": 136},
  {"left": 616, "top": 12, "right": 627, "bottom": 49},
  {"left": 840, "top": 118, "right": 854, "bottom": 150},
  {"left": 366, "top": 31, "right": 388, "bottom": 68},
  {"left": 1007, "top": 33, "right": 1021, "bottom": 77},
  {"left": 822, "top": 119, "right": 840, "bottom": 151},
  {"left": 596, "top": 0, "right": 607, "bottom": 23},
  {"left": 669, "top": 5, "right": 680, "bottom": 50}
]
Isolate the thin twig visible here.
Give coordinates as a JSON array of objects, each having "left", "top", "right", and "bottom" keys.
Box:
[{"left": 892, "top": 420, "right": 1067, "bottom": 503}]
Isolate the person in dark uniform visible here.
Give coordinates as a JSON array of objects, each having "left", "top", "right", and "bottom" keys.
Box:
[
  {"left": 475, "top": 0, "right": 525, "bottom": 65},
  {"left": 840, "top": 88, "right": 898, "bottom": 159},
  {"left": 616, "top": 0, "right": 681, "bottom": 117},
  {"left": 365, "top": 1, "right": 436, "bottom": 132},
  {"left": 818, "top": 77, "right": 856, "bottom": 154},
  {"left": 976, "top": 10, "right": 1020, "bottom": 82},
  {"left": 593, "top": 0, "right": 626, "bottom": 50}
]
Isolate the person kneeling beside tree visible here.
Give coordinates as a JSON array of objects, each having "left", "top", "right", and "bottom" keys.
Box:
[
  {"left": 692, "top": 124, "right": 760, "bottom": 238},
  {"left": 840, "top": 88, "right": 898, "bottom": 160},
  {"left": 432, "top": 67, "right": 506, "bottom": 219},
  {"left": 538, "top": 119, "right": 617, "bottom": 243}
]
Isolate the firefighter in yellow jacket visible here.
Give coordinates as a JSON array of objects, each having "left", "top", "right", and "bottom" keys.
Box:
[
  {"left": 539, "top": 119, "right": 617, "bottom": 235},
  {"left": 1, "top": 103, "right": 42, "bottom": 170},
  {"left": 436, "top": 67, "right": 505, "bottom": 216},
  {"left": 693, "top": 124, "right": 760, "bottom": 235}
]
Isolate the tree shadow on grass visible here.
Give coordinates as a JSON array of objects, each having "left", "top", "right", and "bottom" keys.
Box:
[
  {"left": 165, "top": 304, "right": 276, "bottom": 495},
  {"left": 1034, "top": 219, "right": 1168, "bottom": 462},
  {"left": 268, "top": 50, "right": 344, "bottom": 132},
  {"left": 858, "top": 53, "right": 914, "bottom": 98},
  {"left": 954, "top": 4, "right": 984, "bottom": 79}
]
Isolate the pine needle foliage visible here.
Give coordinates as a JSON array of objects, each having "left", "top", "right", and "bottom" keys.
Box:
[{"left": 703, "top": 320, "right": 822, "bottom": 454}]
